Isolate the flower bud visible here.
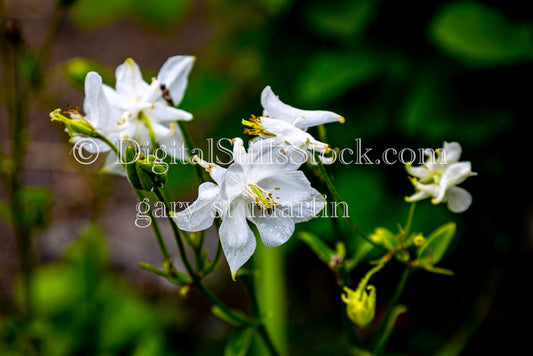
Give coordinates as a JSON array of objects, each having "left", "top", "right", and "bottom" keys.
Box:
[
  {"left": 50, "top": 109, "right": 96, "bottom": 137},
  {"left": 342, "top": 284, "right": 376, "bottom": 329},
  {"left": 125, "top": 146, "right": 168, "bottom": 191},
  {"left": 369, "top": 227, "right": 399, "bottom": 251}
]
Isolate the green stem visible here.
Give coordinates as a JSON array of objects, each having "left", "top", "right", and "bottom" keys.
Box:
[
  {"left": 135, "top": 189, "right": 171, "bottom": 263},
  {"left": 257, "top": 324, "right": 282, "bottom": 356},
  {"left": 153, "top": 188, "right": 254, "bottom": 327},
  {"left": 7, "top": 36, "right": 33, "bottom": 316},
  {"left": 97, "top": 134, "right": 173, "bottom": 266},
  {"left": 140, "top": 112, "right": 158, "bottom": 150},
  {"left": 314, "top": 153, "right": 384, "bottom": 251},
  {"left": 26, "top": 4, "right": 66, "bottom": 93},
  {"left": 177, "top": 121, "right": 205, "bottom": 184},
  {"left": 404, "top": 202, "right": 416, "bottom": 237},
  {"left": 373, "top": 267, "right": 412, "bottom": 354}
]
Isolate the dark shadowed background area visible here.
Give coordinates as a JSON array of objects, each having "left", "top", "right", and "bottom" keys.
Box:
[{"left": 1, "top": 0, "right": 532, "bottom": 355}]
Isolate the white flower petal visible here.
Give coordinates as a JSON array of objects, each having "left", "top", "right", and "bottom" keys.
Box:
[
  {"left": 249, "top": 214, "right": 294, "bottom": 247},
  {"left": 442, "top": 142, "right": 462, "bottom": 164},
  {"left": 405, "top": 190, "right": 431, "bottom": 202},
  {"left": 219, "top": 199, "right": 256, "bottom": 276},
  {"left": 406, "top": 164, "right": 433, "bottom": 180},
  {"left": 445, "top": 186, "right": 472, "bottom": 213},
  {"left": 261, "top": 86, "right": 344, "bottom": 129},
  {"left": 260, "top": 117, "right": 313, "bottom": 148},
  {"left": 440, "top": 162, "right": 476, "bottom": 191},
  {"left": 147, "top": 104, "right": 193, "bottom": 122},
  {"left": 257, "top": 170, "right": 315, "bottom": 207},
  {"left": 221, "top": 164, "right": 246, "bottom": 204},
  {"left": 174, "top": 182, "right": 220, "bottom": 231},
  {"left": 99, "top": 151, "right": 126, "bottom": 176},
  {"left": 232, "top": 137, "right": 248, "bottom": 165},
  {"left": 157, "top": 55, "right": 195, "bottom": 105},
  {"left": 245, "top": 144, "right": 305, "bottom": 184},
  {"left": 193, "top": 156, "right": 226, "bottom": 186},
  {"left": 288, "top": 188, "right": 326, "bottom": 223},
  {"left": 83, "top": 71, "right": 102, "bottom": 115},
  {"left": 151, "top": 122, "right": 187, "bottom": 159},
  {"left": 115, "top": 58, "right": 149, "bottom": 97}
]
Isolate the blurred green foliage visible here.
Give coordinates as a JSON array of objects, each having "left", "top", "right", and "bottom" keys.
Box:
[
  {"left": 0, "top": 225, "right": 188, "bottom": 355},
  {"left": 2, "top": 0, "right": 530, "bottom": 354}
]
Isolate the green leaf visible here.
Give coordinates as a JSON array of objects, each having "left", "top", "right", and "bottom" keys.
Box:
[
  {"left": 211, "top": 306, "right": 250, "bottom": 327},
  {"left": 429, "top": 1, "right": 533, "bottom": 67},
  {"left": 296, "top": 51, "right": 380, "bottom": 106},
  {"left": 224, "top": 327, "right": 255, "bottom": 356},
  {"left": 305, "top": 0, "right": 380, "bottom": 40},
  {"left": 297, "top": 231, "right": 335, "bottom": 265},
  {"left": 71, "top": 0, "right": 192, "bottom": 30},
  {"left": 417, "top": 222, "right": 456, "bottom": 266}
]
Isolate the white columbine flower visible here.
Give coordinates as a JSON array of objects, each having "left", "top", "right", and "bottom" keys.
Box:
[
  {"left": 175, "top": 138, "right": 326, "bottom": 278},
  {"left": 405, "top": 141, "right": 477, "bottom": 213},
  {"left": 100, "top": 56, "right": 195, "bottom": 172},
  {"left": 51, "top": 71, "right": 124, "bottom": 156},
  {"left": 242, "top": 86, "right": 344, "bottom": 164}
]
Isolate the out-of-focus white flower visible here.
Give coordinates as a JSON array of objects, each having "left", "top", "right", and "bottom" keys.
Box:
[
  {"left": 406, "top": 141, "right": 477, "bottom": 213},
  {"left": 176, "top": 138, "right": 325, "bottom": 278},
  {"left": 101, "top": 56, "right": 195, "bottom": 162},
  {"left": 242, "top": 86, "right": 344, "bottom": 164},
  {"left": 51, "top": 71, "right": 124, "bottom": 155}
]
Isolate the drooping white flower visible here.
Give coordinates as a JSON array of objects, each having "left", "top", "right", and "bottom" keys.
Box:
[
  {"left": 51, "top": 71, "right": 124, "bottom": 156},
  {"left": 242, "top": 86, "right": 344, "bottom": 163},
  {"left": 176, "top": 138, "right": 326, "bottom": 278},
  {"left": 405, "top": 141, "right": 477, "bottom": 213},
  {"left": 100, "top": 56, "right": 195, "bottom": 168}
]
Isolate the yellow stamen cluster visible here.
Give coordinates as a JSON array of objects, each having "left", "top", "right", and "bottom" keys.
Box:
[
  {"left": 245, "top": 183, "right": 279, "bottom": 215},
  {"left": 242, "top": 115, "right": 265, "bottom": 136}
]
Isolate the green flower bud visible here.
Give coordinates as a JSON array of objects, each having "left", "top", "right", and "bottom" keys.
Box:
[
  {"left": 125, "top": 146, "right": 143, "bottom": 190},
  {"left": 50, "top": 108, "right": 96, "bottom": 137},
  {"left": 342, "top": 284, "right": 376, "bottom": 329},
  {"left": 369, "top": 227, "right": 399, "bottom": 251},
  {"left": 125, "top": 147, "right": 168, "bottom": 191}
]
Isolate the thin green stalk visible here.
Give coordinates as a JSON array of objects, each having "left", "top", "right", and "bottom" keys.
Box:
[
  {"left": 314, "top": 153, "right": 384, "bottom": 251},
  {"left": 140, "top": 112, "right": 158, "bottom": 150},
  {"left": 177, "top": 121, "right": 205, "bottom": 184},
  {"left": 7, "top": 37, "right": 33, "bottom": 316},
  {"left": 26, "top": 4, "right": 66, "bottom": 93},
  {"left": 135, "top": 189, "right": 171, "bottom": 263},
  {"left": 403, "top": 202, "right": 416, "bottom": 237},
  {"left": 257, "top": 324, "right": 282, "bottom": 356},
  {"left": 373, "top": 267, "right": 412, "bottom": 354},
  {"left": 97, "top": 134, "right": 173, "bottom": 266},
  {"left": 153, "top": 188, "right": 254, "bottom": 327}
]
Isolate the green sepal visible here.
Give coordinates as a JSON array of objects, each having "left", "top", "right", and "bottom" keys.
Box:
[
  {"left": 125, "top": 145, "right": 143, "bottom": 190},
  {"left": 211, "top": 306, "right": 251, "bottom": 327},
  {"left": 417, "top": 222, "right": 456, "bottom": 266},
  {"left": 297, "top": 231, "right": 336, "bottom": 265},
  {"left": 368, "top": 227, "right": 400, "bottom": 252},
  {"left": 224, "top": 327, "right": 255, "bottom": 356},
  {"left": 50, "top": 108, "right": 97, "bottom": 137},
  {"left": 138, "top": 262, "right": 192, "bottom": 285}
]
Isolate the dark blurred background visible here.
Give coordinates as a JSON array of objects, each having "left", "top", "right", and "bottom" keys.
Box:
[{"left": 1, "top": 0, "right": 531, "bottom": 355}]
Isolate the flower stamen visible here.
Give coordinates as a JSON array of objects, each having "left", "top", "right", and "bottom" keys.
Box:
[{"left": 243, "top": 183, "right": 279, "bottom": 215}]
